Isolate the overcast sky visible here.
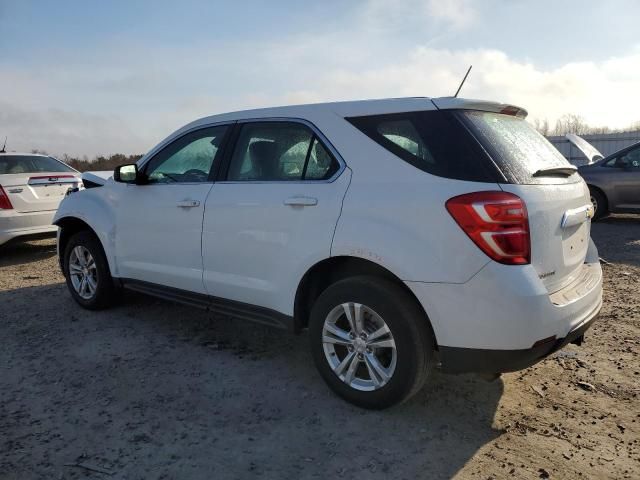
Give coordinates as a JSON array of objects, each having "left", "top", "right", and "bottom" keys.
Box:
[{"left": 1, "top": 0, "right": 639, "bottom": 157}]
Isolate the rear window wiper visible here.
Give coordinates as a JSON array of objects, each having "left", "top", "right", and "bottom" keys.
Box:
[{"left": 532, "top": 165, "right": 578, "bottom": 177}]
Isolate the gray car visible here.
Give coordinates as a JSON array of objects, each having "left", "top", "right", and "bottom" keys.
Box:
[{"left": 571, "top": 137, "right": 640, "bottom": 220}]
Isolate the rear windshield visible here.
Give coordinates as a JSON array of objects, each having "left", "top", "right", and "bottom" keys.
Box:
[
  {"left": 0, "top": 155, "right": 75, "bottom": 175},
  {"left": 458, "top": 111, "right": 579, "bottom": 184},
  {"left": 346, "top": 110, "right": 499, "bottom": 182}
]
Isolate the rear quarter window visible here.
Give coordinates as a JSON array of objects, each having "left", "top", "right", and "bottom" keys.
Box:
[{"left": 346, "top": 110, "right": 499, "bottom": 183}]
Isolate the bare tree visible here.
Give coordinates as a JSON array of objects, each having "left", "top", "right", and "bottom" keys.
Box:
[
  {"left": 532, "top": 118, "right": 550, "bottom": 136},
  {"left": 533, "top": 114, "right": 640, "bottom": 136}
]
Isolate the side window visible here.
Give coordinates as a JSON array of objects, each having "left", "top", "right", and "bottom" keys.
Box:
[
  {"left": 305, "top": 138, "right": 339, "bottom": 180},
  {"left": 144, "top": 125, "right": 228, "bottom": 183},
  {"left": 226, "top": 122, "right": 339, "bottom": 181},
  {"left": 617, "top": 147, "right": 640, "bottom": 169},
  {"left": 347, "top": 110, "right": 497, "bottom": 182}
]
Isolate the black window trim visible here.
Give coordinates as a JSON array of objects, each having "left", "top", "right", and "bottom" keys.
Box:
[{"left": 216, "top": 117, "right": 346, "bottom": 184}]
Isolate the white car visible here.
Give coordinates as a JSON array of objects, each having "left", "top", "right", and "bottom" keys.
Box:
[
  {"left": 0, "top": 152, "right": 81, "bottom": 246},
  {"left": 54, "top": 97, "right": 603, "bottom": 409}
]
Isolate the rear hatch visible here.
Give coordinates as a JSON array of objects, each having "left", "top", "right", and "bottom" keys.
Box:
[
  {"left": 451, "top": 105, "right": 593, "bottom": 293},
  {"left": 0, "top": 155, "right": 80, "bottom": 213}
]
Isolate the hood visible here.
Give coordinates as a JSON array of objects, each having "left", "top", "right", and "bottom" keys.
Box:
[
  {"left": 565, "top": 134, "right": 604, "bottom": 164},
  {"left": 81, "top": 170, "right": 112, "bottom": 187}
]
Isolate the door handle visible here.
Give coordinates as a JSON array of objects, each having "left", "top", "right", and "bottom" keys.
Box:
[
  {"left": 176, "top": 199, "right": 201, "bottom": 208},
  {"left": 283, "top": 196, "right": 318, "bottom": 207}
]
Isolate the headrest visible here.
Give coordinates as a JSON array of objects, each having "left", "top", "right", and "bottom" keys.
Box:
[
  {"left": 249, "top": 141, "right": 277, "bottom": 163},
  {"left": 249, "top": 140, "right": 279, "bottom": 179}
]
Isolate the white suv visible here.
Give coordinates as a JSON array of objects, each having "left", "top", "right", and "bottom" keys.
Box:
[{"left": 54, "top": 97, "right": 602, "bottom": 409}]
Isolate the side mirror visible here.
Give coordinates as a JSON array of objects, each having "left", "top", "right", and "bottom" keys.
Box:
[{"left": 114, "top": 164, "right": 139, "bottom": 183}]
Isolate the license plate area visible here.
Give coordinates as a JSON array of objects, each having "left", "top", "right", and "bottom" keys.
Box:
[{"left": 562, "top": 221, "right": 590, "bottom": 265}]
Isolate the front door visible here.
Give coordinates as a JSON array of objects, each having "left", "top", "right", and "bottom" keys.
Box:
[
  {"left": 614, "top": 146, "right": 640, "bottom": 208},
  {"left": 114, "top": 124, "right": 230, "bottom": 293}
]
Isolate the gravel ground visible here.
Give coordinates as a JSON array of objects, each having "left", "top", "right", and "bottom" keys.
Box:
[{"left": 1, "top": 216, "right": 638, "bottom": 480}]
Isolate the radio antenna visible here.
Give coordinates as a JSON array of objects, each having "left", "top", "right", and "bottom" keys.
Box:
[
  {"left": 0, "top": 137, "right": 6, "bottom": 153},
  {"left": 454, "top": 65, "right": 472, "bottom": 98}
]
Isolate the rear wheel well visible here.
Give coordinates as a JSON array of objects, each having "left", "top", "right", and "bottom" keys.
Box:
[
  {"left": 55, "top": 218, "right": 99, "bottom": 271},
  {"left": 294, "top": 256, "right": 436, "bottom": 344}
]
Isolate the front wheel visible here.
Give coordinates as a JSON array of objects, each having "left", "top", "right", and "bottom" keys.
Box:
[
  {"left": 309, "top": 276, "right": 435, "bottom": 409},
  {"left": 63, "top": 231, "right": 117, "bottom": 310}
]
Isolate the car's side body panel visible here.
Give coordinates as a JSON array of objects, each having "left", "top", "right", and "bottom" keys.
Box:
[
  {"left": 331, "top": 171, "right": 495, "bottom": 284},
  {"left": 54, "top": 184, "right": 119, "bottom": 274},
  {"left": 202, "top": 170, "right": 351, "bottom": 316},
  {"left": 113, "top": 181, "right": 214, "bottom": 294},
  {"left": 581, "top": 165, "right": 640, "bottom": 212}
]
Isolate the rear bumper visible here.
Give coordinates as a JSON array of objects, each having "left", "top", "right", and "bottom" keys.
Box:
[
  {"left": 0, "top": 210, "right": 57, "bottom": 246},
  {"left": 438, "top": 297, "right": 601, "bottom": 373},
  {"left": 406, "top": 238, "right": 603, "bottom": 373}
]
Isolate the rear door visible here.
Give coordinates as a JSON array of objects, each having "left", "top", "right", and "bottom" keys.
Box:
[
  {"left": 459, "top": 110, "right": 593, "bottom": 293},
  {"left": 202, "top": 120, "right": 349, "bottom": 315},
  {"left": 114, "top": 125, "right": 230, "bottom": 293},
  {"left": 0, "top": 155, "right": 80, "bottom": 212}
]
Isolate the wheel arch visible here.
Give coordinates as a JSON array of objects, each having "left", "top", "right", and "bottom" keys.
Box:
[
  {"left": 54, "top": 216, "right": 112, "bottom": 275},
  {"left": 293, "top": 255, "right": 438, "bottom": 345}
]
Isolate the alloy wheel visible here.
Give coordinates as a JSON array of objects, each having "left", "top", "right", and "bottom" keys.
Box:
[
  {"left": 322, "top": 302, "right": 397, "bottom": 391},
  {"left": 69, "top": 246, "right": 98, "bottom": 300}
]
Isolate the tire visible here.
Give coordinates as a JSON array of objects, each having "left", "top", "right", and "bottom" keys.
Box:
[
  {"left": 309, "top": 275, "right": 435, "bottom": 409},
  {"left": 589, "top": 188, "right": 607, "bottom": 221},
  {"left": 63, "top": 231, "right": 118, "bottom": 310}
]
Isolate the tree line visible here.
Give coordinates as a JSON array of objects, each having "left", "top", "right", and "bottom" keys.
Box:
[
  {"left": 533, "top": 114, "right": 640, "bottom": 137},
  {"left": 32, "top": 151, "right": 143, "bottom": 172}
]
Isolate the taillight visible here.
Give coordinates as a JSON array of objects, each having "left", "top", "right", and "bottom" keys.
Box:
[
  {"left": 446, "top": 191, "right": 530, "bottom": 265},
  {"left": 0, "top": 185, "right": 13, "bottom": 210}
]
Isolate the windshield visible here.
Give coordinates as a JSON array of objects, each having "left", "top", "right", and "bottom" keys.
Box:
[
  {"left": 0, "top": 155, "right": 76, "bottom": 175},
  {"left": 460, "top": 111, "right": 578, "bottom": 184}
]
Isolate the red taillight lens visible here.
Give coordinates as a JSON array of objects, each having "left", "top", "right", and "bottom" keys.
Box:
[
  {"left": 446, "top": 191, "right": 530, "bottom": 265},
  {"left": 0, "top": 185, "right": 13, "bottom": 210}
]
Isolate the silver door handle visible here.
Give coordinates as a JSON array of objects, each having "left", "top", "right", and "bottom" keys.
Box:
[
  {"left": 177, "top": 199, "right": 200, "bottom": 208},
  {"left": 283, "top": 196, "right": 318, "bottom": 207}
]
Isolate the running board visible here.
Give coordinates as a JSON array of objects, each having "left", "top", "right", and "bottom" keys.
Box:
[{"left": 120, "top": 278, "right": 292, "bottom": 330}]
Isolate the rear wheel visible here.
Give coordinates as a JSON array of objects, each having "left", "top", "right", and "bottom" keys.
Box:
[
  {"left": 589, "top": 188, "right": 607, "bottom": 221},
  {"left": 63, "top": 231, "right": 117, "bottom": 310},
  {"left": 309, "top": 276, "right": 435, "bottom": 409}
]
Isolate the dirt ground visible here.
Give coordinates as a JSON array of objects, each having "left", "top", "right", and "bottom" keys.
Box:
[{"left": 1, "top": 216, "right": 638, "bottom": 480}]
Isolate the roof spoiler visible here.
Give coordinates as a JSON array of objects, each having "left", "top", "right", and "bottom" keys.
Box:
[{"left": 431, "top": 98, "right": 528, "bottom": 118}]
